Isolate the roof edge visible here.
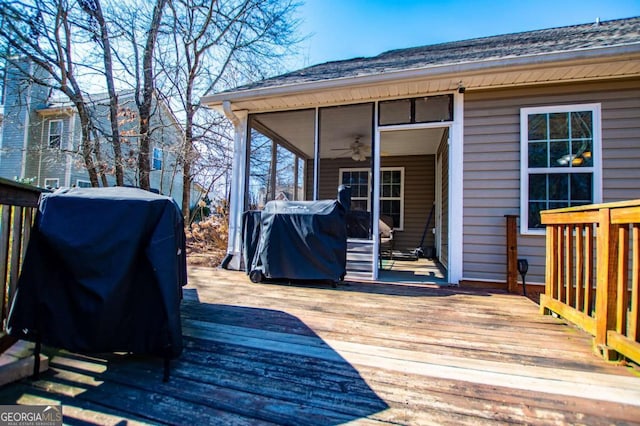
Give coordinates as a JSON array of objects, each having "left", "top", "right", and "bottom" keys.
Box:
[
  {"left": 202, "top": 43, "right": 640, "bottom": 108},
  {"left": 36, "top": 106, "right": 76, "bottom": 117}
]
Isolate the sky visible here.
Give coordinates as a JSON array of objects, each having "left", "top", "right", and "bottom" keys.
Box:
[{"left": 294, "top": 0, "right": 640, "bottom": 67}]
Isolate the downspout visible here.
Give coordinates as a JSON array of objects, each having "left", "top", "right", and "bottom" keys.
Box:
[
  {"left": 37, "top": 121, "right": 42, "bottom": 186},
  {"left": 220, "top": 100, "right": 248, "bottom": 270},
  {"left": 65, "top": 112, "right": 76, "bottom": 186},
  {"left": 20, "top": 65, "right": 33, "bottom": 180}
]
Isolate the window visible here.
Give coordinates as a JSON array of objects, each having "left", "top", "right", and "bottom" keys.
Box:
[
  {"left": 341, "top": 169, "right": 369, "bottom": 211},
  {"left": 379, "top": 95, "right": 453, "bottom": 126},
  {"left": 47, "top": 120, "right": 63, "bottom": 149},
  {"left": 76, "top": 180, "right": 91, "bottom": 188},
  {"left": 520, "top": 104, "right": 601, "bottom": 233},
  {"left": 275, "top": 145, "right": 296, "bottom": 201},
  {"left": 44, "top": 178, "right": 59, "bottom": 189},
  {"left": 380, "top": 169, "right": 404, "bottom": 229},
  {"left": 340, "top": 167, "right": 405, "bottom": 230},
  {"left": 152, "top": 147, "right": 163, "bottom": 170},
  {"left": 247, "top": 111, "right": 311, "bottom": 208}
]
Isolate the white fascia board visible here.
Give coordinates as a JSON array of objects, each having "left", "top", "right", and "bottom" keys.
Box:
[{"left": 202, "top": 44, "right": 640, "bottom": 108}]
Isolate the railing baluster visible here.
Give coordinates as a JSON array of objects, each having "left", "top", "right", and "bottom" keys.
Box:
[
  {"left": 566, "top": 224, "right": 575, "bottom": 308},
  {"left": 0, "top": 206, "right": 11, "bottom": 326},
  {"left": 576, "top": 224, "right": 584, "bottom": 313},
  {"left": 8, "top": 206, "right": 24, "bottom": 308},
  {"left": 631, "top": 225, "right": 639, "bottom": 342},
  {"left": 617, "top": 226, "right": 630, "bottom": 336},
  {"left": 542, "top": 224, "right": 558, "bottom": 315},
  {"left": 20, "top": 207, "right": 34, "bottom": 276},
  {"left": 585, "top": 224, "right": 594, "bottom": 317},
  {"left": 558, "top": 225, "right": 566, "bottom": 303}
]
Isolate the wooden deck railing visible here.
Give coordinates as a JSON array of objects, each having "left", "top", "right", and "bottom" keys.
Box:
[
  {"left": 0, "top": 178, "right": 45, "bottom": 352},
  {"left": 540, "top": 200, "right": 640, "bottom": 364}
]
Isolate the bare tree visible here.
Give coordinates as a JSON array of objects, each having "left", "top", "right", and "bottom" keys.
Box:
[
  {"left": 1, "top": 0, "right": 302, "bottom": 208},
  {"left": 78, "top": 0, "right": 124, "bottom": 186},
  {"left": 158, "top": 0, "right": 301, "bottom": 222},
  {"left": 136, "top": 0, "right": 167, "bottom": 190},
  {"left": 0, "top": 0, "right": 101, "bottom": 186},
  {"left": 107, "top": 0, "right": 168, "bottom": 191}
]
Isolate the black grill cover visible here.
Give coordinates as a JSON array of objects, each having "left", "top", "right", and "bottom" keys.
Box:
[
  {"left": 251, "top": 197, "right": 348, "bottom": 282},
  {"left": 242, "top": 210, "right": 262, "bottom": 272},
  {"left": 8, "top": 187, "right": 186, "bottom": 358}
]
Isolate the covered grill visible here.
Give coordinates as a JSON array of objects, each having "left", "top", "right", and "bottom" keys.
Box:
[
  {"left": 246, "top": 186, "right": 350, "bottom": 284},
  {"left": 8, "top": 187, "right": 186, "bottom": 380}
]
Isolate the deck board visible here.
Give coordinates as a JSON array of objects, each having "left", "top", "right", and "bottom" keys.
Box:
[{"left": 1, "top": 266, "right": 639, "bottom": 425}]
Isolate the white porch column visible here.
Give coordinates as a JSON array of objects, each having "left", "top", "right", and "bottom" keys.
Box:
[
  {"left": 223, "top": 101, "right": 248, "bottom": 270},
  {"left": 372, "top": 103, "right": 381, "bottom": 280},
  {"left": 449, "top": 91, "right": 464, "bottom": 284}
]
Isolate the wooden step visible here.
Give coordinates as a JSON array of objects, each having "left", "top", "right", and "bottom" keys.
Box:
[{"left": 346, "top": 240, "right": 374, "bottom": 279}]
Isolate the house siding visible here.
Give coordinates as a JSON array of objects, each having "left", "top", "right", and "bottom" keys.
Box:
[
  {"left": 148, "top": 103, "right": 184, "bottom": 202},
  {"left": 313, "top": 155, "right": 436, "bottom": 251},
  {"left": 25, "top": 115, "right": 75, "bottom": 187},
  {"left": 0, "top": 62, "right": 50, "bottom": 181},
  {"left": 463, "top": 79, "right": 640, "bottom": 284},
  {"left": 1, "top": 59, "right": 190, "bottom": 207}
]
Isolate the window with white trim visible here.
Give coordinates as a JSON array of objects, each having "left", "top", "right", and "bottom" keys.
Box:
[
  {"left": 340, "top": 167, "right": 405, "bottom": 230},
  {"left": 381, "top": 169, "right": 403, "bottom": 229},
  {"left": 520, "top": 104, "right": 601, "bottom": 233},
  {"left": 44, "top": 178, "right": 59, "bottom": 189},
  {"left": 76, "top": 179, "right": 91, "bottom": 188},
  {"left": 340, "top": 169, "right": 369, "bottom": 212},
  {"left": 152, "top": 147, "right": 163, "bottom": 170},
  {"left": 47, "top": 119, "right": 63, "bottom": 149}
]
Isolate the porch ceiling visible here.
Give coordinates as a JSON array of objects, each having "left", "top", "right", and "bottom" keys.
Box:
[
  {"left": 206, "top": 51, "right": 640, "bottom": 113},
  {"left": 255, "top": 105, "right": 446, "bottom": 158}
]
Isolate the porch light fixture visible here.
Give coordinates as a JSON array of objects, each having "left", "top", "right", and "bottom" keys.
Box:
[
  {"left": 517, "top": 258, "right": 529, "bottom": 297},
  {"left": 351, "top": 149, "right": 366, "bottom": 162}
]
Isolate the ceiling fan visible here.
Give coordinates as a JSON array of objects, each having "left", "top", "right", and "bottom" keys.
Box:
[{"left": 331, "top": 136, "right": 370, "bottom": 161}]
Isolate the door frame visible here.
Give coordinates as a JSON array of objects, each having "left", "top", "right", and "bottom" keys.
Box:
[
  {"left": 373, "top": 122, "right": 453, "bottom": 280},
  {"left": 435, "top": 152, "right": 443, "bottom": 261}
]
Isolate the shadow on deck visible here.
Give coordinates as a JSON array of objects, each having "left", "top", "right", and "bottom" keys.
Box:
[
  {"left": 1, "top": 267, "right": 640, "bottom": 425},
  {"left": 0, "top": 293, "right": 388, "bottom": 425}
]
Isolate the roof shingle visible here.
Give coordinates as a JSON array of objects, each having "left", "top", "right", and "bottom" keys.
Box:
[{"left": 227, "top": 16, "right": 640, "bottom": 93}]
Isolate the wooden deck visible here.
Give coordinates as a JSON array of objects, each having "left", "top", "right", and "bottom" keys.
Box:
[{"left": 1, "top": 267, "right": 640, "bottom": 425}]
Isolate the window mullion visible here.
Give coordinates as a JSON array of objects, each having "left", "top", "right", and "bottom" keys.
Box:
[{"left": 545, "top": 114, "right": 550, "bottom": 168}]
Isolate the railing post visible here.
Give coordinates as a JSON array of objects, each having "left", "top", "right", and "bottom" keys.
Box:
[
  {"left": 541, "top": 224, "right": 558, "bottom": 314},
  {"left": 0, "top": 178, "right": 46, "bottom": 353},
  {"left": 595, "top": 207, "right": 618, "bottom": 357},
  {"left": 505, "top": 215, "right": 518, "bottom": 294}
]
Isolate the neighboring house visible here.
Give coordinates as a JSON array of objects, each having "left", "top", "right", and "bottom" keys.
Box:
[
  {"left": 0, "top": 59, "right": 204, "bottom": 208},
  {"left": 203, "top": 17, "right": 640, "bottom": 284}
]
